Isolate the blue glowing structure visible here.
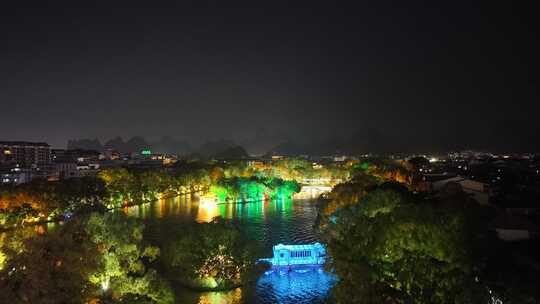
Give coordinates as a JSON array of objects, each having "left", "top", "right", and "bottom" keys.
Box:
[{"left": 259, "top": 243, "right": 326, "bottom": 268}]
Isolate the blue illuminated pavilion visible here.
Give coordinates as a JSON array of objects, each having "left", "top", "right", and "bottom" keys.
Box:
[{"left": 259, "top": 243, "right": 326, "bottom": 268}]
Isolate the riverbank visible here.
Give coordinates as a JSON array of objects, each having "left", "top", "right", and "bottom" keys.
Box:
[{"left": 0, "top": 189, "right": 206, "bottom": 232}]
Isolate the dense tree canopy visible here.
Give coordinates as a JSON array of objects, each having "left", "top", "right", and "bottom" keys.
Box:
[
  {"left": 0, "top": 220, "right": 98, "bottom": 303},
  {"left": 316, "top": 171, "right": 380, "bottom": 230},
  {"left": 210, "top": 176, "right": 300, "bottom": 202},
  {"left": 0, "top": 177, "right": 107, "bottom": 228},
  {"left": 0, "top": 212, "right": 174, "bottom": 304},
  {"left": 322, "top": 188, "right": 488, "bottom": 303},
  {"left": 85, "top": 212, "right": 174, "bottom": 303},
  {"left": 162, "top": 220, "right": 263, "bottom": 291}
]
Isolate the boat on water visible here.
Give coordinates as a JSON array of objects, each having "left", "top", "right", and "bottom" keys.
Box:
[{"left": 258, "top": 243, "right": 326, "bottom": 271}]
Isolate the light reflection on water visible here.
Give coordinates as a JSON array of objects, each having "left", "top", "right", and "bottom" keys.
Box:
[
  {"left": 255, "top": 268, "right": 337, "bottom": 304},
  {"left": 126, "top": 190, "right": 335, "bottom": 303},
  {"left": 197, "top": 288, "right": 243, "bottom": 304},
  {"left": 127, "top": 193, "right": 322, "bottom": 247}
]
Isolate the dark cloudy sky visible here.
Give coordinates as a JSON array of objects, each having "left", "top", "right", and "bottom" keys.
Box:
[{"left": 1, "top": 1, "right": 539, "bottom": 151}]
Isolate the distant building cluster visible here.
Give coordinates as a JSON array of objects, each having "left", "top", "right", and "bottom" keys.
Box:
[
  {"left": 1, "top": 141, "right": 51, "bottom": 183},
  {"left": 405, "top": 150, "right": 540, "bottom": 242},
  {"left": 0, "top": 141, "right": 50, "bottom": 167},
  {"left": 1, "top": 140, "right": 179, "bottom": 184}
]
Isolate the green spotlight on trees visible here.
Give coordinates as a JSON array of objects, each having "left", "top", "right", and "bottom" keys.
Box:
[{"left": 141, "top": 149, "right": 152, "bottom": 155}]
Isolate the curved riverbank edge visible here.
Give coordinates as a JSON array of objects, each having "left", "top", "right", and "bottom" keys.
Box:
[
  {"left": 165, "top": 270, "right": 266, "bottom": 293},
  {"left": 173, "top": 279, "right": 244, "bottom": 292},
  {"left": 0, "top": 190, "right": 206, "bottom": 232}
]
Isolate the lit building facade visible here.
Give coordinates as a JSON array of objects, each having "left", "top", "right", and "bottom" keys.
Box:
[
  {"left": 1, "top": 166, "right": 32, "bottom": 184},
  {"left": 1, "top": 141, "right": 51, "bottom": 168}
]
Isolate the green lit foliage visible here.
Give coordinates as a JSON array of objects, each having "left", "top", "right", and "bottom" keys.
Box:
[
  {"left": 245, "top": 158, "right": 350, "bottom": 182},
  {"left": 236, "top": 177, "right": 267, "bottom": 201},
  {"left": 0, "top": 221, "right": 99, "bottom": 304},
  {"left": 323, "top": 188, "right": 487, "bottom": 304},
  {"left": 265, "top": 178, "right": 301, "bottom": 199},
  {"left": 210, "top": 176, "right": 300, "bottom": 202},
  {"left": 354, "top": 161, "right": 371, "bottom": 171},
  {"left": 316, "top": 171, "right": 380, "bottom": 231},
  {"left": 162, "top": 220, "right": 263, "bottom": 291},
  {"left": 0, "top": 213, "right": 174, "bottom": 304},
  {"left": 211, "top": 177, "right": 265, "bottom": 202},
  {"left": 85, "top": 212, "right": 174, "bottom": 303},
  {"left": 210, "top": 184, "right": 229, "bottom": 201}
]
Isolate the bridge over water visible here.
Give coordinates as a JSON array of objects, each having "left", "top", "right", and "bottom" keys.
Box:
[{"left": 294, "top": 185, "right": 333, "bottom": 199}]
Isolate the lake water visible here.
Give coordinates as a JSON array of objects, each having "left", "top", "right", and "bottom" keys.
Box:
[{"left": 125, "top": 192, "right": 336, "bottom": 304}]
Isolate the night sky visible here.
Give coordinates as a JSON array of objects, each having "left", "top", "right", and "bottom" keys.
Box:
[{"left": 1, "top": 1, "right": 539, "bottom": 152}]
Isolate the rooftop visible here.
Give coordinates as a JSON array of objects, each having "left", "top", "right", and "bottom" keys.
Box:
[
  {"left": 0, "top": 141, "right": 50, "bottom": 147},
  {"left": 274, "top": 243, "right": 325, "bottom": 251}
]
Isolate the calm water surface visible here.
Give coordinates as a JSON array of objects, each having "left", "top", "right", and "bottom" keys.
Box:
[{"left": 125, "top": 192, "right": 336, "bottom": 304}]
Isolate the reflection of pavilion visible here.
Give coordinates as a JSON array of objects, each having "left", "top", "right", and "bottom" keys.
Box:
[{"left": 256, "top": 266, "right": 336, "bottom": 304}]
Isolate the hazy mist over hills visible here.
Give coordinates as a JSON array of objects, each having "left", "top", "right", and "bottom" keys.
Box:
[
  {"left": 65, "top": 121, "right": 540, "bottom": 157},
  {"left": 67, "top": 136, "right": 191, "bottom": 155}
]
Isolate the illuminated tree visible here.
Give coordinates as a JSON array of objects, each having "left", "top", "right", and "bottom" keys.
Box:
[
  {"left": 162, "top": 220, "right": 263, "bottom": 291},
  {"left": 85, "top": 212, "right": 174, "bottom": 303},
  {"left": 323, "top": 188, "right": 488, "bottom": 304},
  {"left": 264, "top": 178, "right": 301, "bottom": 199},
  {"left": 210, "top": 176, "right": 300, "bottom": 202},
  {"left": 209, "top": 167, "right": 225, "bottom": 182},
  {"left": 316, "top": 171, "right": 380, "bottom": 231},
  {"left": 352, "top": 158, "right": 413, "bottom": 187},
  {"left": 0, "top": 221, "right": 99, "bottom": 304},
  {"left": 136, "top": 170, "right": 167, "bottom": 203},
  {"left": 98, "top": 168, "right": 136, "bottom": 207}
]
